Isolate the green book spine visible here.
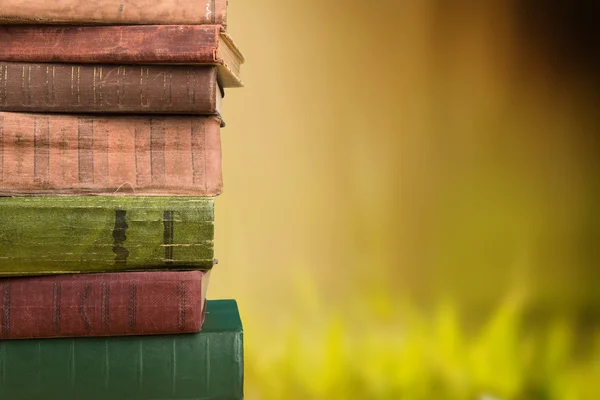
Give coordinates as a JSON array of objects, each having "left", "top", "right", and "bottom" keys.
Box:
[
  {"left": 0, "top": 299, "right": 244, "bottom": 400},
  {"left": 0, "top": 197, "right": 214, "bottom": 275}
]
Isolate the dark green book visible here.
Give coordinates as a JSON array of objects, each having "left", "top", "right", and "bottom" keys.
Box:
[
  {"left": 0, "top": 299, "right": 244, "bottom": 400},
  {"left": 0, "top": 197, "right": 214, "bottom": 276}
]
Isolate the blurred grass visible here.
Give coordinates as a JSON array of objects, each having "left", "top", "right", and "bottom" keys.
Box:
[
  {"left": 245, "top": 291, "right": 600, "bottom": 400},
  {"left": 218, "top": 2, "right": 600, "bottom": 399}
]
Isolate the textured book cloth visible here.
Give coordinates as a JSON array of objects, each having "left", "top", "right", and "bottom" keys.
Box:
[
  {"left": 0, "top": 63, "right": 222, "bottom": 115},
  {"left": 0, "top": 112, "right": 223, "bottom": 196},
  {"left": 0, "top": 197, "right": 215, "bottom": 276},
  {"left": 0, "top": 299, "right": 243, "bottom": 400},
  {"left": 0, "top": 270, "right": 210, "bottom": 339},
  {"left": 0, "top": 25, "right": 244, "bottom": 88},
  {"left": 0, "top": 0, "right": 228, "bottom": 27}
]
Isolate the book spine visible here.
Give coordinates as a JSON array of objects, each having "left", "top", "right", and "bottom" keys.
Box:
[
  {"left": 0, "top": 300, "right": 243, "bottom": 400},
  {"left": 0, "top": 112, "right": 223, "bottom": 196},
  {"left": 0, "top": 25, "right": 221, "bottom": 65},
  {"left": 0, "top": 197, "right": 215, "bottom": 276},
  {"left": 0, "top": 63, "right": 219, "bottom": 115},
  {"left": 0, "top": 270, "right": 208, "bottom": 339},
  {"left": 0, "top": 0, "right": 227, "bottom": 27}
]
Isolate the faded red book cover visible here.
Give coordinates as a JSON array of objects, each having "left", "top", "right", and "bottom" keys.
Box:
[
  {"left": 0, "top": 25, "right": 244, "bottom": 88},
  {"left": 0, "top": 270, "right": 210, "bottom": 339}
]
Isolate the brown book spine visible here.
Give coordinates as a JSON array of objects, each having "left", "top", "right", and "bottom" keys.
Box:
[
  {"left": 0, "top": 270, "right": 209, "bottom": 339},
  {"left": 0, "top": 63, "right": 220, "bottom": 115},
  {"left": 0, "top": 0, "right": 227, "bottom": 27},
  {"left": 0, "top": 112, "right": 223, "bottom": 196},
  {"left": 0, "top": 25, "right": 221, "bottom": 65}
]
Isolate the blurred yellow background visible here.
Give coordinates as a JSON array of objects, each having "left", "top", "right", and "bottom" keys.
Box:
[{"left": 212, "top": 1, "right": 599, "bottom": 398}]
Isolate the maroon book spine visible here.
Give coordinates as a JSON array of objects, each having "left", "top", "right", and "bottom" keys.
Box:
[
  {"left": 0, "top": 63, "right": 221, "bottom": 115},
  {"left": 0, "top": 25, "right": 221, "bottom": 64},
  {"left": 0, "top": 270, "right": 209, "bottom": 339}
]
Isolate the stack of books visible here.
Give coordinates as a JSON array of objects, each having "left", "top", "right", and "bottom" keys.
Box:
[{"left": 0, "top": 1, "right": 244, "bottom": 399}]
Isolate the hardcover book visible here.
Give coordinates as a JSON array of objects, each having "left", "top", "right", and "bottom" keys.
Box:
[
  {"left": 0, "top": 270, "right": 210, "bottom": 339},
  {"left": 0, "top": 63, "right": 223, "bottom": 115},
  {"left": 0, "top": 0, "right": 228, "bottom": 27},
  {"left": 0, "top": 299, "right": 244, "bottom": 400},
  {"left": 0, "top": 112, "right": 223, "bottom": 196},
  {"left": 0, "top": 197, "right": 215, "bottom": 276},
  {"left": 0, "top": 25, "right": 244, "bottom": 87}
]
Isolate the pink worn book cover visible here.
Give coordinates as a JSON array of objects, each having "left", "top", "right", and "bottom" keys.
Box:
[
  {"left": 0, "top": 0, "right": 228, "bottom": 27},
  {"left": 0, "top": 112, "right": 223, "bottom": 196}
]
